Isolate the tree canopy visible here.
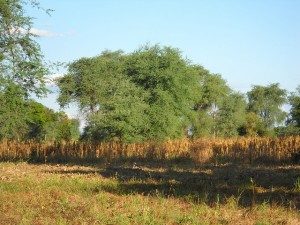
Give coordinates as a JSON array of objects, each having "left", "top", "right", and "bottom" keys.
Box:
[
  {"left": 0, "top": 0, "right": 48, "bottom": 97},
  {"left": 57, "top": 44, "right": 299, "bottom": 142},
  {"left": 58, "top": 45, "right": 201, "bottom": 142},
  {"left": 0, "top": 0, "right": 79, "bottom": 142},
  {"left": 288, "top": 85, "right": 300, "bottom": 127},
  {"left": 247, "top": 83, "right": 287, "bottom": 134}
]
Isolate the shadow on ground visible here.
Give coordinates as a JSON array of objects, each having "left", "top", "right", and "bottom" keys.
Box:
[{"left": 42, "top": 159, "right": 300, "bottom": 209}]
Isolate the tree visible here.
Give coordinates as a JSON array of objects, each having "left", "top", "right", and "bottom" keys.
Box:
[
  {"left": 0, "top": 83, "right": 28, "bottom": 139},
  {"left": 0, "top": 0, "right": 48, "bottom": 96},
  {"left": 194, "top": 70, "right": 230, "bottom": 111},
  {"left": 288, "top": 85, "right": 300, "bottom": 127},
  {"left": 54, "top": 112, "right": 80, "bottom": 141},
  {"left": 58, "top": 50, "right": 150, "bottom": 142},
  {"left": 26, "top": 101, "right": 80, "bottom": 141},
  {"left": 58, "top": 45, "right": 201, "bottom": 142},
  {"left": 0, "top": 0, "right": 50, "bottom": 140},
  {"left": 275, "top": 85, "right": 300, "bottom": 136},
  {"left": 238, "top": 112, "right": 265, "bottom": 136},
  {"left": 26, "top": 100, "right": 57, "bottom": 140},
  {"left": 192, "top": 67, "right": 233, "bottom": 137},
  {"left": 125, "top": 45, "right": 200, "bottom": 140},
  {"left": 247, "top": 83, "right": 287, "bottom": 132},
  {"left": 0, "top": 95, "right": 80, "bottom": 141},
  {"left": 215, "top": 92, "right": 246, "bottom": 137}
]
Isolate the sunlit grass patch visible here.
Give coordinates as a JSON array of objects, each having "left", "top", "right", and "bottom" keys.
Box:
[{"left": 0, "top": 162, "right": 299, "bottom": 224}]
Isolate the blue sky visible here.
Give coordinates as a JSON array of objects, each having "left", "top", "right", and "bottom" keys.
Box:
[{"left": 28, "top": 0, "right": 300, "bottom": 117}]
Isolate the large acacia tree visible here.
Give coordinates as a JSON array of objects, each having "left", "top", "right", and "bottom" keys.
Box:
[{"left": 57, "top": 45, "right": 201, "bottom": 142}]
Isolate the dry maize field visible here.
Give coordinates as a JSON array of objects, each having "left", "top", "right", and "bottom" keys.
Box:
[{"left": 0, "top": 136, "right": 299, "bottom": 164}]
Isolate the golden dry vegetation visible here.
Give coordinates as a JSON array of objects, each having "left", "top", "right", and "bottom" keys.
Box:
[{"left": 0, "top": 136, "right": 299, "bottom": 164}]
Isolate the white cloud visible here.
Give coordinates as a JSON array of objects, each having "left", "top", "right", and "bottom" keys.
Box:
[
  {"left": 29, "top": 28, "right": 76, "bottom": 38},
  {"left": 9, "top": 27, "right": 67, "bottom": 38},
  {"left": 29, "top": 28, "right": 61, "bottom": 37}
]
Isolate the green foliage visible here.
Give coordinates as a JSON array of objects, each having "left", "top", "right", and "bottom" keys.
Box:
[
  {"left": 59, "top": 50, "right": 149, "bottom": 142},
  {"left": 288, "top": 85, "right": 300, "bottom": 127},
  {"left": 0, "top": 0, "right": 56, "bottom": 141},
  {"left": 195, "top": 70, "right": 230, "bottom": 110},
  {"left": 216, "top": 92, "right": 246, "bottom": 137},
  {"left": 276, "top": 85, "right": 300, "bottom": 136},
  {"left": 53, "top": 113, "right": 80, "bottom": 141},
  {"left": 0, "top": 0, "right": 48, "bottom": 97},
  {"left": 60, "top": 45, "right": 295, "bottom": 141},
  {"left": 247, "top": 83, "right": 287, "bottom": 130},
  {"left": 81, "top": 81, "right": 148, "bottom": 142},
  {"left": 192, "top": 110, "right": 214, "bottom": 137},
  {"left": 58, "top": 45, "right": 201, "bottom": 142},
  {"left": 125, "top": 45, "right": 200, "bottom": 140},
  {"left": 0, "top": 83, "right": 28, "bottom": 139},
  {"left": 0, "top": 96, "right": 80, "bottom": 141},
  {"left": 26, "top": 100, "right": 56, "bottom": 140},
  {"left": 192, "top": 68, "right": 245, "bottom": 137},
  {"left": 26, "top": 101, "right": 80, "bottom": 141},
  {"left": 274, "top": 125, "right": 300, "bottom": 136},
  {"left": 239, "top": 112, "right": 264, "bottom": 136}
]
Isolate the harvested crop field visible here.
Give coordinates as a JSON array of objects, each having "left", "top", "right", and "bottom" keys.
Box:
[{"left": 0, "top": 161, "right": 299, "bottom": 224}]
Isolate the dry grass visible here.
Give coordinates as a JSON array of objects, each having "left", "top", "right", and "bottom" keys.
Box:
[
  {"left": 0, "top": 162, "right": 299, "bottom": 224},
  {"left": 0, "top": 136, "right": 299, "bottom": 164}
]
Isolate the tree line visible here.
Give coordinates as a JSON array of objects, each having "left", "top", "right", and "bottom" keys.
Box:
[
  {"left": 1, "top": 0, "right": 299, "bottom": 142},
  {"left": 57, "top": 46, "right": 300, "bottom": 142}
]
